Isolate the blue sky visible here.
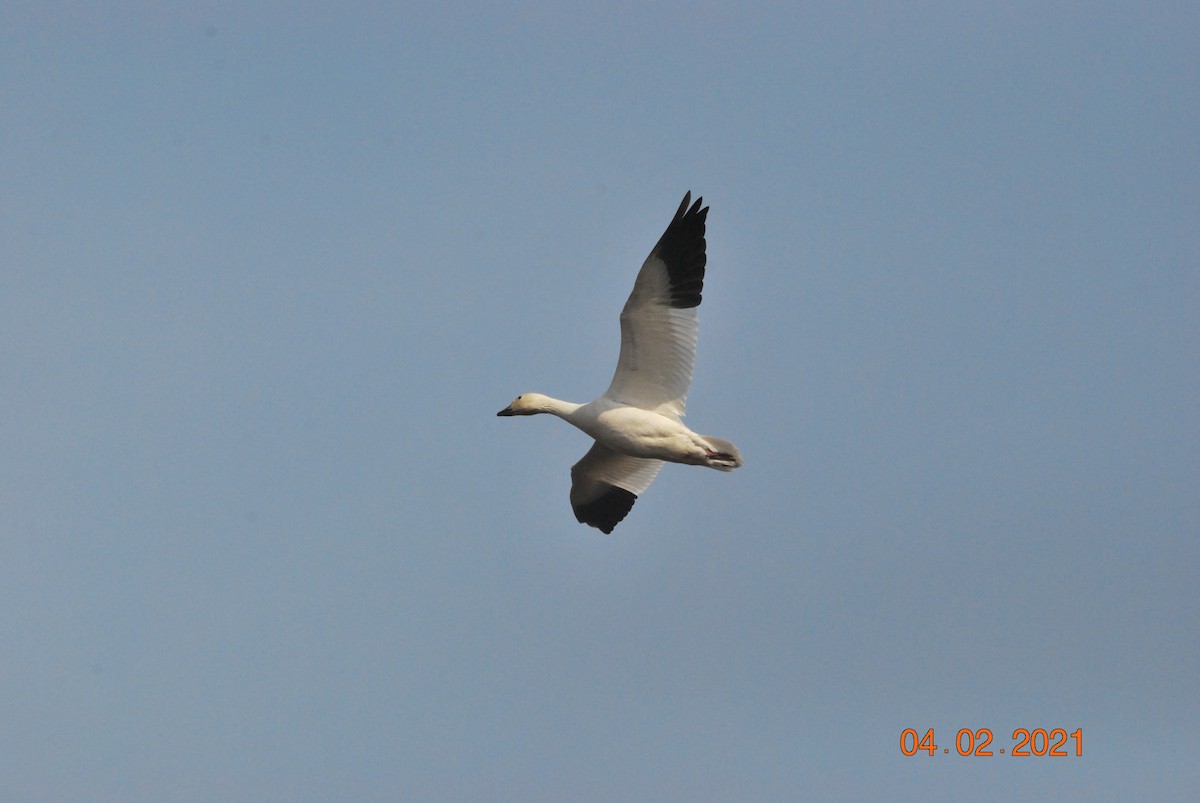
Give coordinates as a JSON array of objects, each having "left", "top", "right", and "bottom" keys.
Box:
[{"left": 2, "top": 3, "right": 1197, "bottom": 800}]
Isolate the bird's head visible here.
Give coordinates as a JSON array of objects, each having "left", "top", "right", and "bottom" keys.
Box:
[{"left": 496, "top": 393, "right": 549, "bottom": 417}]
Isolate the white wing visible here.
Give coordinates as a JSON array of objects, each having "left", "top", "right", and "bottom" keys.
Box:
[
  {"left": 570, "top": 443, "right": 664, "bottom": 533},
  {"left": 603, "top": 192, "right": 708, "bottom": 418}
]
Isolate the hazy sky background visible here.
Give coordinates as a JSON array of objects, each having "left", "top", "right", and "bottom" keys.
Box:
[{"left": 2, "top": 3, "right": 1197, "bottom": 800}]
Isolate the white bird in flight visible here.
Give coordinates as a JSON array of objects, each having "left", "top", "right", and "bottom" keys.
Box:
[{"left": 497, "top": 192, "right": 743, "bottom": 533}]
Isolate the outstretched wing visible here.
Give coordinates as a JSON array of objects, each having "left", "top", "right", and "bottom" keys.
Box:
[
  {"left": 603, "top": 192, "right": 707, "bottom": 418},
  {"left": 570, "top": 442, "right": 664, "bottom": 533}
]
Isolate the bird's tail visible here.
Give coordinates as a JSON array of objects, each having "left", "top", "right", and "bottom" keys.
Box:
[{"left": 701, "top": 436, "right": 743, "bottom": 471}]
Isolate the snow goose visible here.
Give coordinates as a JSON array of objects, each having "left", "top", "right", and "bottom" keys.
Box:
[{"left": 498, "top": 192, "right": 742, "bottom": 533}]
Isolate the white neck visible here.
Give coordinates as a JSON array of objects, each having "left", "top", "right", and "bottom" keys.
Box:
[{"left": 533, "top": 394, "right": 583, "bottom": 420}]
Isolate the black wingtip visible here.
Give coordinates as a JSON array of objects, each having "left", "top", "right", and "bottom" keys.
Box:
[
  {"left": 652, "top": 192, "right": 707, "bottom": 309},
  {"left": 674, "top": 191, "right": 706, "bottom": 221},
  {"left": 572, "top": 487, "right": 637, "bottom": 534}
]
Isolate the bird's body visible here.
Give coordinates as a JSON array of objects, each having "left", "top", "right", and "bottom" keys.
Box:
[
  {"left": 502, "top": 393, "right": 741, "bottom": 468},
  {"left": 498, "top": 192, "right": 742, "bottom": 533}
]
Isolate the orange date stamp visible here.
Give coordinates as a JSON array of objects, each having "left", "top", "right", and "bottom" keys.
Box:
[{"left": 900, "top": 728, "right": 1082, "bottom": 757}]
